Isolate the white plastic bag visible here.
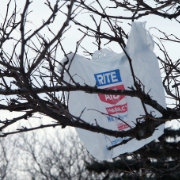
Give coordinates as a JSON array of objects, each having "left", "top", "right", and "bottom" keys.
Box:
[{"left": 63, "top": 22, "right": 166, "bottom": 160}]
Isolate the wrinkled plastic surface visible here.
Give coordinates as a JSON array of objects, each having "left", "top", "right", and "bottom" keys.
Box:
[{"left": 63, "top": 22, "right": 166, "bottom": 160}]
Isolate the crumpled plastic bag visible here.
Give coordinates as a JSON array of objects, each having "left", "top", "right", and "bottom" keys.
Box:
[{"left": 62, "top": 22, "right": 166, "bottom": 160}]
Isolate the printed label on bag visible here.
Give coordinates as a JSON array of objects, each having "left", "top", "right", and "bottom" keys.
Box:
[
  {"left": 106, "top": 103, "right": 127, "bottom": 115},
  {"left": 98, "top": 85, "right": 125, "bottom": 105},
  {"left": 117, "top": 123, "right": 129, "bottom": 130},
  {"left": 94, "top": 69, "right": 122, "bottom": 87},
  {"left": 107, "top": 114, "right": 128, "bottom": 122}
]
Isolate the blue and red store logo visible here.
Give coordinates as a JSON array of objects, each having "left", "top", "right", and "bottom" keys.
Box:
[
  {"left": 94, "top": 69, "right": 125, "bottom": 105},
  {"left": 94, "top": 69, "right": 127, "bottom": 115}
]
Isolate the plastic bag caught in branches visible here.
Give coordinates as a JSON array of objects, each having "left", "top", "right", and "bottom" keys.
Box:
[{"left": 63, "top": 22, "right": 166, "bottom": 160}]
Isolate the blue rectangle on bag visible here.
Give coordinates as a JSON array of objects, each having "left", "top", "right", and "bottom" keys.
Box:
[{"left": 94, "top": 69, "right": 122, "bottom": 87}]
